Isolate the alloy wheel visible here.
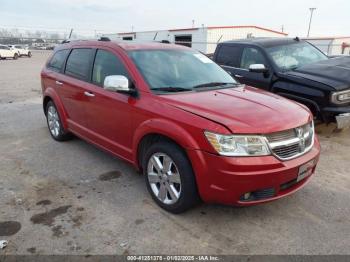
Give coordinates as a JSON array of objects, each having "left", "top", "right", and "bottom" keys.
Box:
[
  {"left": 147, "top": 153, "right": 182, "bottom": 205},
  {"left": 47, "top": 105, "right": 61, "bottom": 137}
]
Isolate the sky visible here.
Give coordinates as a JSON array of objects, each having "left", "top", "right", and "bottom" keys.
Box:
[{"left": 0, "top": 0, "right": 349, "bottom": 37}]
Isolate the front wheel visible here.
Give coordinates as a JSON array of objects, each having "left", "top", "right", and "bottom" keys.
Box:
[
  {"left": 28, "top": 51, "right": 32, "bottom": 58},
  {"left": 45, "top": 101, "right": 72, "bottom": 141},
  {"left": 13, "top": 53, "right": 18, "bottom": 60},
  {"left": 143, "top": 141, "right": 200, "bottom": 213}
]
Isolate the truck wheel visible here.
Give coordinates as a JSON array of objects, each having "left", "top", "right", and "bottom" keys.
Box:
[
  {"left": 45, "top": 101, "right": 72, "bottom": 141},
  {"left": 13, "top": 53, "right": 18, "bottom": 60},
  {"left": 143, "top": 140, "right": 200, "bottom": 213},
  {"left": 28, "top": 52, "right": 32, "bottom": 58}
]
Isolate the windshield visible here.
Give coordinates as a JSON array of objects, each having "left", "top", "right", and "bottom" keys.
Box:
[
  {"left": 267, "top": 42, "right": 328, "bottom": 70},
  {"left": 128, "top": 49, "right": 237, "bottom": 93}
]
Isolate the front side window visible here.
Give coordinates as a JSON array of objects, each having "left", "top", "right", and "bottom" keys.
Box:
[
  {"left": 65, "top": 48, "right": 94, "bottom": 80},
  {"left": 92, "top": 49, "right": 129, "bottom": 86},
  {"left": 240, "top": 47, "right": 267, "bottom": 69},
  {"left": 47, "top": 49, "right": 69, "bottom": 72},
  {"left": 129, "top": 49, "right": 236, "bottom": 93},
  {"left": 267, "top": 42, "right": 328, "bottom": 70}
]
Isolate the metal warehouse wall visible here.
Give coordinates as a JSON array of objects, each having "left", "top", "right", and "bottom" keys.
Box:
[
  {"left": 206, "top": 27, "right": 287, "bottom": 53},
  {"left": 104, "top": 26, "right": 286, "bottom": 54}
]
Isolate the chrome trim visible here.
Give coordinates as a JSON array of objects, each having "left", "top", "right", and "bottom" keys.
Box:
[
  {"left": 266, "top": 121, "right": 315, "bottom": 161},
  {"left": 331, "top": 89, "right": 350, "bottom": 104}
]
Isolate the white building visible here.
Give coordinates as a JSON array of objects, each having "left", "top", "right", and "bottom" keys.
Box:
[
  {"left": 104, "top": 25, "right": 287, "bottom": 54},
  {"left": 304, "top": 37, "right": 350, "bottom": 56}
]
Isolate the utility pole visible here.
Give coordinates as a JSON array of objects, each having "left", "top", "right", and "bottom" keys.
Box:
[
  {"left": 307, "top": 8, "right": 316, "bottom": 37},
  {"left": 68, "top": 28, "right": 73, "bottom": 39}
]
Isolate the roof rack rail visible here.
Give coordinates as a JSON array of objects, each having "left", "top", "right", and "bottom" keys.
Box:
[{"left": 98, "top": 37, "right": 111, "bottom": 42}]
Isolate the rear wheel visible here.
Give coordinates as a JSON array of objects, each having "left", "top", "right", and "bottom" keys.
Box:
[
  {"left": 143, "top": 141, "right": 200, "bottom": 213},
  {"left": 28, "top": 51, "right": 32, "bottom": 58},
  {"left": 45, "top": 101, "right": 72, "bottom": 141},
  {"left": 13, "top": 53, "right": 18, "bottom": 60}
]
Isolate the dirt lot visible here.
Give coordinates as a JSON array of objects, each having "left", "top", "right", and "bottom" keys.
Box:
[{"left": 0, "top": 51, "right": 349, "bottom": 255}]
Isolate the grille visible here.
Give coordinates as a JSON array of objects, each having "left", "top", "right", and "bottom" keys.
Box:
[
  {"left": 267, "top": 129, "right": 295, "bottom": 142},
  {"left": 266, "top": 122, "right": 314, "bottom": 161}
]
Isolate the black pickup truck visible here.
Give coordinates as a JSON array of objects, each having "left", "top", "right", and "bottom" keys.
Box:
[{"left": 213, "top": 38, "right": 350, "bottom": 128}]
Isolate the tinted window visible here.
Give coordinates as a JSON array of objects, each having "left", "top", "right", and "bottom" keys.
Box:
[
  {"left": 48, "top": 49, "right": 69, "bottom": 71},
  {"left": 65, "top": 48, "right": 94, "bottom": 80},
  {"left": 216, "top": 45, "right": 242, "bottom": 67},
  {"left": 92, "top": 49, "right": 129, "bottom": 86},
  {"left": 240, "top": 47, "right": 267, "bottom": 69}
]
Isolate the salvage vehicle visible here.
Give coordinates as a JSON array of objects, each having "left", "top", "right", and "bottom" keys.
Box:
[
  {"left": 41, "top": 39, "right": 320, "bottom": 213},
  {"left": 0, "top": 44, "right": 18, "bottom": 60},
  {"left": 8, "top": 45, "right": 32, "bottom": 57},
  {"left": 213, "top": 38, "right": 350, "bottom": 129}
]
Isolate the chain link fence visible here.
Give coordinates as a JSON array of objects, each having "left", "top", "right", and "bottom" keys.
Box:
[{"left": 0, "top": 36, "right": 349, "bottom": 56}]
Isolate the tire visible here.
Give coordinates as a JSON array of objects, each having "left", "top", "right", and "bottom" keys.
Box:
[
  {"left": 45, "top": 101, "right": 72, "bottom": 141},
  {"left": 28, "top": 52, "right": 32, "bottom": 58},
  {"left": 142, "top": 140, "right": 200, "bottom": 213},
  {"left": 13, "top": 53, "right": 18, "bottom": 60}
]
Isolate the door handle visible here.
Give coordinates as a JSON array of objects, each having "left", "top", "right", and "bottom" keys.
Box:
[
  {"left": 55, "top": 80, "right": 63, "bottom": 85},
  {"left": 234, "top": 74, "right": 243, "bottom": 78},
  {"left": 84, "top": 91, "right": 95, "bottom": 97}
]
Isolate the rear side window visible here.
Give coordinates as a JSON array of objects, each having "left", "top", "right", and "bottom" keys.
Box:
[
  {"left": 92, "top": 49, "right": 129, "bottom": 86},
  {"left": 48, "top": 49, "right": 69, "bottom": 72},
  {"left": 65, "top": 48, "right": 94, "bottom": 80},
  {"left": 216, "top": 45, "right": 242, "bottom": 67}
]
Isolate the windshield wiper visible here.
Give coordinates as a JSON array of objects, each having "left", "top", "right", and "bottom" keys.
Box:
[
  {"left": 193, "top": 82, "right": 236, "bottom": 89},
  {"left": 151, "top": 87, "right": 192, "bottom": 92}
]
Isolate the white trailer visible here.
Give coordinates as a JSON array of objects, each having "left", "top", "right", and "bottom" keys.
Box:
[
  {"left": 304, "top": 37, "right": 350, "bottom": 56},
  {"left": 104, "top": 25, "right": 287, "bottom": 54}
]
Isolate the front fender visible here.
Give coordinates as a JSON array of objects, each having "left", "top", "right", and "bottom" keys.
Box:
[
  {"left": 132, "top": 118, "right": 201, "bottom": 165},
  {"left": 43, "top": 87, "right": 68, "bottom": 130}
]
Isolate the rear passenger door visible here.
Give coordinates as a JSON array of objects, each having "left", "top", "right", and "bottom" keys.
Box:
[
  {"left": 59, "top": 48, "right": 95, "bottom": 132},
  {"left": 82, "top": 48, "right": 135, "bottom": 160},
  {"left": 215, "top": 44, "right": 243, "bottom": 80}
]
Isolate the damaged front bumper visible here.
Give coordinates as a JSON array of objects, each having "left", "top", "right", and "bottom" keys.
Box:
[{"left": 336, "top": 113, "right": 350, "bottom": 129}]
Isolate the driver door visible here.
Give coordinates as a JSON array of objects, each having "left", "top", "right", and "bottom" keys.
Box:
[{"left": 235, "top": 47, "right": 272, "bottom": 90}]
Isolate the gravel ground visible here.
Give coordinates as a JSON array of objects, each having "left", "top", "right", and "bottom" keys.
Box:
[{"left": 0, "top": 51, "right": 349, "bottom": 255}]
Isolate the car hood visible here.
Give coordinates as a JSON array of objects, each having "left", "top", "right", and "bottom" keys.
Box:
[
  {"left": 286, "top": 57, "right": 350, "bottom": 90},
  {"left": 161, "top": 86, "right": 311, "bottom": 134}
]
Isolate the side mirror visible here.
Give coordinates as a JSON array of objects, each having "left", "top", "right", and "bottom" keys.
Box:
[
  {"left": 103, "top": 75, "right": 136, "bottom": 95},
  {"left": 249, "top": 64, "right": 269, "bottom": 73}
]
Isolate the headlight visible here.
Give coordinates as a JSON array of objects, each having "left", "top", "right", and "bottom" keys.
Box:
[
  {"left": 331, "top": 90, "right": 350, "bottom": 104},
  {"left": 204, "top": 131, "right": 271, "bottom": 156}
]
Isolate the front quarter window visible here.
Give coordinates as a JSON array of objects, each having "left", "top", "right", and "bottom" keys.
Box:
[{"left": 128, "top": 49, "right": 236, "bottom": 93}]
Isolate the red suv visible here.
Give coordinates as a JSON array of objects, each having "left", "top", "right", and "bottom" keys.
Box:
[{"left": 41, "top": 39, "right": 320, "bottom": 213}]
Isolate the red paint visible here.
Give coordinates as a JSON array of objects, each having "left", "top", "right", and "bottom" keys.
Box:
[{"left": 41, "top": 40, "right": 320, "bottom": 206}]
